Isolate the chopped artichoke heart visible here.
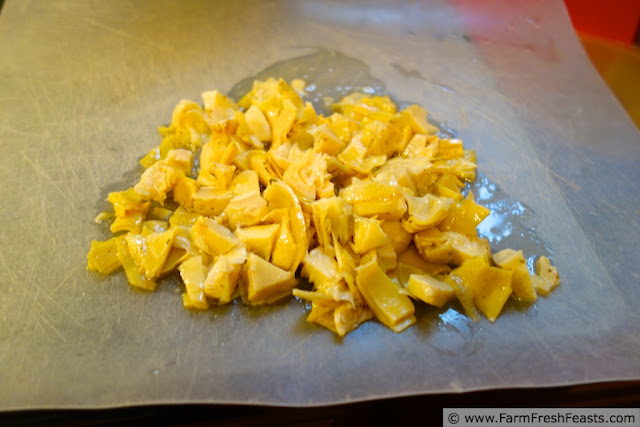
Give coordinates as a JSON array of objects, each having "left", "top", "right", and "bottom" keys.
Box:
[
  {"left": 204, "top": 252, "right": 244, "bottom": 304},
  {"left": 406, "top": 274, "right": 455, "bottom": 307},
  {"left": 339, "top": 180, "right": 407, "bottom": 221},
  {"left": 439, "top": 192, "right": 491, "bottom": 236},
  {"left": 224, "top": 191, "right": 269, "bottom": 230},
  {"left": 190, "top": 216, "right": 241, "bottom": 256},
  {"left": 134, "top": 160, "right": 185, "bottom": 204},
  {"left": 414, "top": 230, "right": 490, "bottom": 266},
  {"left": 179, "top": 256, "right": 209, "bottom": 310},
  {"left": 87, "top": 236, "right": 123, "bottom": 274},
  {"left": 401, "top": 194, "right": 453, "bottom": 233},
  {"left": 532, "top": 256, "right": 560, "bottom": 296},
  {"left": 352, "top": 216, "right": 389, "bottom": 254},
  {"left": 311, "top": 196, "right": 354, "bottom": 249},
  {"left": 493, "top": 249, "right": 537, "bottom": 302},
  {"left": 234, "top": 224, "right": 280, "bottom": 261},
  {"left": 451, "top": 257, "right": 513, "bottom": 322},
  {"left": 301, "top": 247, "right": 342, "bottom": 290},
  {"left": 116, "top": 236, "right": 157, "bottom": 291},
  {"left": 271, "top": 216, "right": 297, "bottom": 271},
  {"left": 243, "top": 253, "right": 297, "bottom": 304},
  {"left": 245, "top": 105, "right": 272, "bottom": 142},
  {"left": 108, "top": 189, "right": 150, "bottom": 234},
  {"left": 192, "top": 187, "right": 233, "bottom": 217},
  {"left": 380, "top": 221, "right": 413, "bottom": 254},
  {"left": 355, "top": 257, "right": 416, "bottom": 332}
]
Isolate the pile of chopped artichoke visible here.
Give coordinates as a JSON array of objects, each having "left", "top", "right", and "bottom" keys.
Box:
[{"left": 87, "top": 78, "right": 560, "bottom": 335}]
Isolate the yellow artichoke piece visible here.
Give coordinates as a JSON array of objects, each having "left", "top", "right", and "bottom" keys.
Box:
[
  {"left": 435, "top": 138, "right": 464, "bottom": 160},
  {"left": 432, "top": 158, "right": 477, "bottom": 181},
  {"left": 148, "top": 207, "right": 174, "bottom": 222},
  {"left": 168, "top": 205, "right": 200, "bottom": 228},
  {"left": 492, "top": 249, "right": 537, "bottom": 302},
  {"left": 401, "top": 133, "right": 438, "bottom": 160},
  {"left": 532, "top": 256, "right": 560, "bottom": 296},
  {"left": 414, "top": 229, "right": 490, "bottom": 266},
  {"left": 272, "top": 98, "right": 298, "bottom": 148},
  {"left": 199, "top": 140, "right": 227, "bottom": 171},
  {"left": 311, "top": 196, "right": 354, "bottom": 249},
  {"left": 192, "top": 187, "right": 233, "bottom": 217},
  {"left": 333, "top": 93, "right": 397, "bottom": 122},
  {"left": 160, "top": 247, "right": 188, "bottom": 275},
  {"left": 87, "top": 236, "right": 123, "bottom": 275},
  {"left": 248, "top": 150, "right": 279, "bottom": 187},
  {"left": 244, "top": 104, "right": 272, "bottom": 142},
  {"left": 260, "top": 207, "right": 288, "bottom": 225},
  {"left": 439, "top": 192, "right": 490, "bottom": 236},
  {"left": 327, "top": 113, "right": 360, "bottom": 144},
  {"left": 202, "top": 90, "right": 238, "bottom": 124},
  {"left": 355, "top": 257, "right": 416, "bottom": 332},
  {"left": 230, "top": 170, "right": 261, "bottom": 196},
  {"left": 172, "top": 176, "right": 198, "bottom": 210},
  {"left": 308, "top": 123, "right": 344, "bottom": 156},
  {"left": 376, "top": 241, "right": 398, "bottom": 273},
  {"left": 179, "top": 255, "right": 209, "bottom": 310},
  {"left": 301, "top": 247, "right": 342, "bottom": 290},
  {"left": 333, "top": 237, "right": 362, "bottom": 297},
  {"left": 445, "top": 273, "right": 478, "bottom": 322},
  {"left": 359, "top": 120, "right": 402, "bottom": 157},
  {"left": 401, "top": 194, "right": 453, "bottom": 233},
  {"left": 391, "top": 104, "right": 438, "bottom": 135},
  {"left": 171, "top": 226, "right": 194, "bottom": 253},
  {"left": 140, "top": 228, "right": 178, "bottom": 279},
  {"left": 406, "top": 274, "right": 455, "bottom": 307},
  {"left": 337, "top": 138, "right": 386, "bottom": 176},
  {"left": 171, "top": 100, "right": 209, "bottom": 134},
  {"left": 396, "top": 246, "right": 451, "bottom": 276},
  {"left": 243, "top": 253, "right": 297, "bottom": 304},
  {"left": 234, "top": 224, "right": 280, "bottom": 261},
  {"left": 380, "top": 220, "right": 413, "bottom": 255},
  {"left": 371, "top": 157, "right": 433, "bottom": 195},
  {"left": 116, "top": 236, "right": 157, "bottom": 291},
  {"left": 339, "top": 179, "right": 407, "bottom": 221},
  {"left": 263, "top": 179, "right": 308, "bottom": 272},
  {"left": 298, "top": 298, "right": 371, "bottom": 337},
  {"left": 271, "top": 216, "right": 296, "bottom": 271},
  {"left": 433, "top": 173, "right": 464, "bottom": 200},
  {"left": 164, "top": 149, "right": 193, "bottom": 173},
  {"left": 134, "top": 161, "right": 185, "bottom": 204},
  {"left": 203, "top": 248, "right": 246, "bottom": 304},
  {"left": 224, "top": 191, "right": 269, "bottom": 231},
  {"left": 352, "top": 216, "right": 389, "bottom": 254},
  {"left": 282, "top": 149, "right": 326, "bottom": 203},
  {"left": 189, "top": 216, "right": 241, "bottom": 257},
  {"left": 450, "top": 256, "right": 513, "bottom": 322},
  {"left": 108, "top": 188, "right": 150, "bottom": 234},
  {"left": 141, "top": 220, "right": 168, "bottom": 235},
  {"left": 197, "top": 162, "right": 236, "bottom": 189},
  {"left": 388, "top": 262, "right": 425, "bottom": 288}
]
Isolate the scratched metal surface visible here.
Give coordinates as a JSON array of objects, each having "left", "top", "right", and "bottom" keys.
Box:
[{"left": 1, "top": 0, "right": 639, "bottom": 409}]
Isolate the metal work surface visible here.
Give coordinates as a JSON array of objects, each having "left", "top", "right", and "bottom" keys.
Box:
[{"left": 1, "top": 0, "right": 639, "bottom": 409}]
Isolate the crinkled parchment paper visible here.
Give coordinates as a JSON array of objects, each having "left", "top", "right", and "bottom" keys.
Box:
[{"left": 1, "top": 0, "right": 639, "bottom": 409}]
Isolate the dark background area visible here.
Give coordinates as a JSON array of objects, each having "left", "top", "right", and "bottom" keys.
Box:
[{"left": 1, "top": 381, "right": 639, "bottom": 426}]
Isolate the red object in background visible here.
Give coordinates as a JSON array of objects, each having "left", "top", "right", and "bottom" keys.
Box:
[{"left": 564, "top": 0, "right": 640, "bottom": 44}]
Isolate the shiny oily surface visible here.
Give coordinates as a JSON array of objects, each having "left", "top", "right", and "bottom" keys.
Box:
[{"left": 1, "top": 0, "right": 639, "bottom": 409}]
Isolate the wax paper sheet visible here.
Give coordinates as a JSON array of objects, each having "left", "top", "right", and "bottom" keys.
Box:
[{"left": 1, "top": 0, "right": 639, "bottom": 409}]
